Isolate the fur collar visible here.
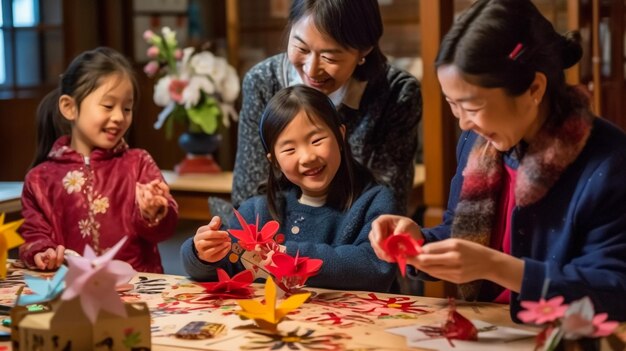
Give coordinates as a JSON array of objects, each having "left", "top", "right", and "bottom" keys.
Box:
[{"left": 452, "top": 110, "right": 594, "bottom": 300}]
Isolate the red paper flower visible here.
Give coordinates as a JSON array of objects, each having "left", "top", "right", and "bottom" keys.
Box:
[
  {"left": 382, "top": 233, "right": 423, "bottom": 276},
  {"left": 228, "top": 209, "right": 279, "bottom": 251},
  {"left": 418, "top": 298, "right": 478, "bottom": 346},
  {"left": 265, "top": 251, "right": 323, "bottom": 291},
  {"left": 198, "top": 268, "right": 254, "bottom": 299}
]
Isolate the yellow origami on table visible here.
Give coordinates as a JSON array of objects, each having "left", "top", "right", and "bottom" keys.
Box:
[
  {"left": 236, "top": 276, "right": 310, "bottom": 332},
  {"left": 0, "top": 212, "right": 24, "bottom": 278}
]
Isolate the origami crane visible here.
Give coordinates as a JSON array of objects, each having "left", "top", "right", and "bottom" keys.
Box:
[
  {"left": 61, "top": 237, "right": 136, "bottom": 324},
  {"left": 198, "top": 268, "right": 255, "bottom": 299},
  {"left": 265, "top": 251, "right": 322, "bottom": 292},
  {"left": 228, "top": 209, "right": 279, "bottom": 251},
  {"left": 0, "top": 212, "right": 24, "bottom": 279},
  {"left": 18, "top": 265, "right": 68, "bottom": 305},
  {"left": 236, "top": 276, "right": 310, "bottom": 332},
  {"left": 382, "top": 233, "right": 423, "bottom": 277}
]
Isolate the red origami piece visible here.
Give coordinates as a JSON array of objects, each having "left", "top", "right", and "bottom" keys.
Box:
[
  {"left": 198, "top": 268, "right": 255, "bottom": 299},
  {"left": 228, "top": 209, "right": 279, "bottom": 251},
  {"left": 419, "top": 298, "right": 478, "bottom": 346},
  {"left": 382, "top": 233, "right": 423, "bottom": 276},
  {"left": 265, "top": 251, "right": 323, "bottom": 292}
]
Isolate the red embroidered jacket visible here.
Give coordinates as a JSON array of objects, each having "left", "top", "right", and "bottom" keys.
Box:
[{"left": 19, "top": 136, "right": 178, "bottom": 273}]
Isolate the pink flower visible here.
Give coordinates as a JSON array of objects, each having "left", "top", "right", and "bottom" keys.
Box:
[
  {"left": 143, "top": 29, "right": 154, "bottom": 41},
  {"left": 168, "top": 78, "right": 188, "bottom": 103},
  {"left": 592, "top": 313, "right": 619, "bottom": 337},
  {"left": 518, "top": 296, "right": 568, "bottom": 324},
  {"left": 174, "top": 48, "right": 183, "bottom": 60},
  {"left": 143, "top": 61, "right": 159, "bottom": 77},
  {"left": 147, "top": 45, "right": 159, "bottom": 58}
]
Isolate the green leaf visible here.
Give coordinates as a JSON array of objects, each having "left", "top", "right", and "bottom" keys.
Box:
[{"left": 187, "top": 98, "right": 221, "bottom": 134}]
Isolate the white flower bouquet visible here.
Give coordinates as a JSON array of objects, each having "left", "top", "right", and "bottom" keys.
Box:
[{"left": 143, "top": 27, "right": 240, "bottom": 139}]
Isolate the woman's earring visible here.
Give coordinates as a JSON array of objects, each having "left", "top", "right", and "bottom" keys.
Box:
[{"left": 359, "top": 57, "right": 366, "bottom": 65}]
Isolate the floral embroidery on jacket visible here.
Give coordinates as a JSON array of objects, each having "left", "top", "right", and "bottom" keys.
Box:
[{"left": 62, "top": 171, "right": 86, "bottom": 194}]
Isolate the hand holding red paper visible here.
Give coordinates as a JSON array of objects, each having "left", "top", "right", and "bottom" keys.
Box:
[
  {"left": 228, "top": 209, "right": 279, "bottom": 251},
  {"left": 381, "top": 233, "right": 423, "bottom": 277},
  {"left": 369, "top": 214, "right": 424, "bottom": 263}
]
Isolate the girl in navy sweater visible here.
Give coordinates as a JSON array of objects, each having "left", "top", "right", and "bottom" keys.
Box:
[{"left": 182, "top": 85, "right": 400, "bottom": 292}]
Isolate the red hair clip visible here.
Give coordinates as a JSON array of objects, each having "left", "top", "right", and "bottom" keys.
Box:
[{"left": 508, "top": 43, "right": 524, "bottom": 60}]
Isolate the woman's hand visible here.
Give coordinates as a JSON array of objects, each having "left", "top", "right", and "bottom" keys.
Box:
[
  {"left": 407, "top": 238, "right": 524, "bottom": 292},
  {"left": 368, "top": 214, "right": 424, "bottom": 262},
  {"left": 136, "top": 180, "right": 170, "bottom": 224},
  {"left": 33, "top": 245, "right": 65, "bottom": 270},
  {"left": 193, "top": 216, "right": 232, "bottom": 263}
]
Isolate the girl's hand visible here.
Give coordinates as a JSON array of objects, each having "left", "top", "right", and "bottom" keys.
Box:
[
  {"left": 136, "top": 180, "right": 170, "bottom": 224},
  {"left": 407, "top": 238, "right": 524, "bottom": 292},
  {"left": 33, "top": 245, "right": 65, "bottom": 270},
  {"left": 369, "top": 214, "right": 424, "bottom": 262},
  {"left": 193, "top": 216, "right": 232, "bottom": 263}
]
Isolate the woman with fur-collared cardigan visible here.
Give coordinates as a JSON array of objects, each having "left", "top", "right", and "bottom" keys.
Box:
[{"left": 369, "top": 0, "right": 626, "bottom": 322}]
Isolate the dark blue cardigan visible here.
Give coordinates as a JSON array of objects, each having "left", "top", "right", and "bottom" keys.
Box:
[
  {"left": 421, "top": 117, "right": 626, "bottom": 322},
  {"left": 181, "top": 184, "right": 400, "bottom": 292}
]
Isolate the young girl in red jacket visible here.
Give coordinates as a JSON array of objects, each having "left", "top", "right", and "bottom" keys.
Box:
[{"left": 19, "top": 47, "right": 178, "bottom": 273}]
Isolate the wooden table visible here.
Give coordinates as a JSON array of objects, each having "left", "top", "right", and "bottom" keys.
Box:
[
  {"left": 0, "top": 267, "right": 537, "bottom": 350},
  {"left": 162, "top": 170, "right": 233, "bottom": 221},
  {"left": 0, "top": 182, "right": 23, "bottom": 215}
]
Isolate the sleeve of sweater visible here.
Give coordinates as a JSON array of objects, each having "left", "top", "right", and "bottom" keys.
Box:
[
  {"left": 132, "top": 150, "right": 179, "bottom": 243},
  {"left": 365, "top": 70, "right": 422, "bottom": 212},
  {"left": 18, "top": 171, "right": 59, "bottom": 269},
  {"left": 231, "top": 58, "right": 280, "bottom": 207},
  {"left": 284, "top": 186, "right": 400, "bottom": 292},
  {"left": 519, "top": 149, "right": 626, "bottom": 321}
]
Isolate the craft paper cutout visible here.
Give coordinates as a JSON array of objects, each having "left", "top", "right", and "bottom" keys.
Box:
[
  {"left": 382, "top": 233, "right": 423, "bottom": 277},
  {"left": 265, "top": 251, "right": 322, "bottom": 292},
  {"left": 18, "top": 265, "right": 68, "bottom": 305},
  {"left": 0, "top": 213, "right": 25, "bottom": 278},
  {"left": 197, "top": 268, "right": 254, "bottom": 299},
  {"left": 61, "top": 236, "right": 136, "bottom": 323},
  {"left": 417, "top": 298, "right": 478, "bottom": 346},
  {"left": 228, "top": 209, "right": 279, "bottom": 251},
  {"left": 236, "top": 276, "right": 310, "bottom": 332}
]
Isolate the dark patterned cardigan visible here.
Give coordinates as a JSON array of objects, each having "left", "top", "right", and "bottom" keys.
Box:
[{"left": 231, "top": 53, "right": 422, "bottom": 213}]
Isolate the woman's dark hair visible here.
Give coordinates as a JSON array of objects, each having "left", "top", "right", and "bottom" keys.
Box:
[
  {"left": 288, "top": 0, "right": 387, "bottom": 81},
  {"left": 32, "top": 47, "right": 139, "bottom": 168},
  {"left": 260, "top": 85, "right": 374, "bottom": 220},
  {"left": 436, "top": 0, "right": 586, "bottom": 127}
]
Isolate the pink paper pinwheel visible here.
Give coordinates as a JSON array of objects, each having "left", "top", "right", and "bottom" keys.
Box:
[
  {"left": 228, "top": 209, "right": 279, "bottom": 251},
  {"left": 265, "top": 251, "right": 322, "bottom": 291},
  {"left": 198, "top": 268, "right": 255, "bottom": 299},
  {"left": 382, "top": 233, "right": 423, "bottom": 277},
  {"left": 61, "top": 237, "right": 136, "bottom": 324}
]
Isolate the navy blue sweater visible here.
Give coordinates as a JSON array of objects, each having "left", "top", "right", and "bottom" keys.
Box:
[{"left": 181, "top": 184, "right": 400, "bottom": 292}]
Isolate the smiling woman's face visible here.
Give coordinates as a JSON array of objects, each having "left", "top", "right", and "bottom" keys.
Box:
[
  {"left": 287, "top": 14, "right": 363, "bottom": 95},
  {"left": 437, "top": 64, "right": 545, "bottom": 151}
]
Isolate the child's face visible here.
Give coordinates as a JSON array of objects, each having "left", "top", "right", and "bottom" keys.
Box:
[
  {"left": 271, "top": 110, "right": 342, "bottom": 198},
  {"left": 62, "top": 73, "right": 134, "bottom": 156}
]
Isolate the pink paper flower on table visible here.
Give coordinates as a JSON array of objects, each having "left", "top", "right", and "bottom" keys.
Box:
[
  {"left": 561, "top": 297, "right": 619, "bottom": 339},
  {"left": 61, "top": 237, "right": 136, "bottom": 324},
  {"left": 265, "top": 251, "right": 322, "bottom": 291},
  {"left": 228, "top": 209, "right": 279, "bottom": 251},
  {"left": 381, "top": 233, "right": 423, "bottom": 277},
  {"left": 198, "top": 268, "right": 254, "bottom": 299},
  {"left": 518, "top": 296, "right": 568, "bottom": 325}
]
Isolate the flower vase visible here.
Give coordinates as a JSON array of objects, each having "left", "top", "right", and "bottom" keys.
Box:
[{"left": 175, "top": 132, "right": 222, "bottom": 174}]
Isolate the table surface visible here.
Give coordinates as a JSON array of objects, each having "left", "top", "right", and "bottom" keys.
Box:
[{"left": 0, "top": 266, "right": 537, "bottom": 351}]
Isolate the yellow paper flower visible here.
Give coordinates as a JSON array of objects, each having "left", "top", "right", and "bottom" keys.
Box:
[
  {"left": 0, "top": 213, "right": 24, "bottom": 278},
  {"left": 236, "top": 276, "right": 310, "bottom": 332}
]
